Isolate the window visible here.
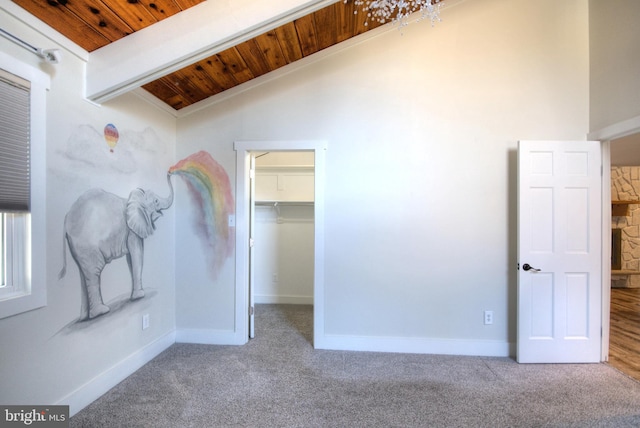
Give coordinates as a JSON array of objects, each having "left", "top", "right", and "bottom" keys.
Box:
[
  {"left": 1, "top": 213, "right": 30, "bottom": 299},
  {"left": 0, "top": 51, "right": 49, "bottom": 319}
]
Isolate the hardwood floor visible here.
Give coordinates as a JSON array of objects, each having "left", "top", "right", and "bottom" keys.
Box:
[{"left": 608, "top": 287, "right": 640, "bottom": 381}]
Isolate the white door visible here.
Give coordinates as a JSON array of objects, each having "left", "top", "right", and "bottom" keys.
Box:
[
  {"left": 517, "top": 140, "right": 602, "bottom": 363},
  {"left": 249, "top": 154, "right": 256, "bottom": 339}
]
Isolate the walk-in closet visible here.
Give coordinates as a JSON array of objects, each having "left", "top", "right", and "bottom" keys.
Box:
[{"left": 253, "top": 151, "right": 315, "bottom": 304}]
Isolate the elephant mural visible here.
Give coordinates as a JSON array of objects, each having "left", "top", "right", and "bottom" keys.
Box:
[{"left": 59, "top": 173, "right": 174, "bottom": 320}]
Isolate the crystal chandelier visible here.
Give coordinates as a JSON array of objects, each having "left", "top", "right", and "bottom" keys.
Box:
[{"left": 346, "top": 0, "right": 443, "bottom": 28}]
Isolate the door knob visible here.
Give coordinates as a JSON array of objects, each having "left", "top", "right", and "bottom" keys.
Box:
[{"left": 522, "top": 263, "right": 541, "bottom": 272}]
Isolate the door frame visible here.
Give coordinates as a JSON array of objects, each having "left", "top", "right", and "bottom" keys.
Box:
[
  {"left": 589, "top": 114, "right": 640, "bottom": 361},
  {"left": 234, "top": 140, "right": 327, "bottom": 346}
]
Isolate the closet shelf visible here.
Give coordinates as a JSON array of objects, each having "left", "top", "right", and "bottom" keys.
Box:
[
  {"left": 255, "top": 200, "right": 314, "bottom": 206},
  {"left": 255, "top": 165, "right": 314, "bottom": 172}
]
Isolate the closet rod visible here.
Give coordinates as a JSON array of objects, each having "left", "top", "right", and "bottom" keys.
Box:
[{"left": 0, "top": 28, "right": 61, "bottom": 63}]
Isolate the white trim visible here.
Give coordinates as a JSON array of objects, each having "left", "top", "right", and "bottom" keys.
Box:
[
  {"left": 234, "top": 140, "right": 326, "bottom": 347},
  {"left": 318, "top": 334, "right": 512, "bottom": 357},
  {"left": 0, "top": 51, "right": 50, "bottom": 90},
  {"left": 235, "top": 149, "right": 251, "bottom": 346},
  {"left": 588, "top": 115, "right": 640, "bottom": 142},
  {"left": 255, "top": 295, "right": 313, "bottom": 305},
  {"left": 131, "top": 88, "right": 179, "bottom": 118},
  {"left": 0, "top": 51, "right": 49, "bottom": 319},
  {"left": 601, "top": 141, "right": 611, "bottom": 362},
  {"left": 175, "top": 329, "right": 243, "bottom": 345},
  {"left": 58, "top": 330, "right": 175, "bottom": 417}
]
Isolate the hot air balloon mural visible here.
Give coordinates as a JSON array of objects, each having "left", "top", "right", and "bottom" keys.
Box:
[{"left": 104, "top": 123, "right": 119, "bottom": 153}]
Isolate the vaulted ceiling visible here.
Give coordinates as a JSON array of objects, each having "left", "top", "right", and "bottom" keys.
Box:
[{"left": 12, "top": 0, "right": 389, "bottom": 111}]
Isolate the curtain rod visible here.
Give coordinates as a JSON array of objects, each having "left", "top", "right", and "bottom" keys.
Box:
[{"left": 0, "top": 28, "right": 60, "bottom": 64}]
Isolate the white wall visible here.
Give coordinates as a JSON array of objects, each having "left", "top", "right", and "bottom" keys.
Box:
[
  {"left": 254, "top": 206, "right": 314, "bottom": 303},
  {"left": 176, "top": 0, "right": 590, "bottom": 355},
  {"left": 589, "top": 0, "right": 640, "bottom": 132},
  {"left": 0, "top": 10, "right": 176, "bottom": 413}
]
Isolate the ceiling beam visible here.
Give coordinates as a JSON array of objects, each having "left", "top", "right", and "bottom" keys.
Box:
[{"left": 86, "top": 0, "right": 339, "bottom": 104}]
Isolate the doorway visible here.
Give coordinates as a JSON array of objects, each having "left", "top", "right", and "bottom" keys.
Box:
[
  {"left": 607, "top": 132, "right": 640, "bottom": 380},
  {"left": 234, "top": 140, "right": 327, "bottom": 347},
  {"left": 253, "top": 151, "right": 315, "bottom": 338}
]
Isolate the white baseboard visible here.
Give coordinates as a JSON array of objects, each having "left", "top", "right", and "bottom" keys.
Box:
[
  {"left": 175, "top": 328, "right": 245, "bottom": 345},
  {"left": 255, "top": 294, "right": 313, "bottom": 304},
  {"left": 59, "top": 330, "right": 176, "bottom": 417},
  {"left": 315, "top": 334, "right": 513, "bottom": 358}
]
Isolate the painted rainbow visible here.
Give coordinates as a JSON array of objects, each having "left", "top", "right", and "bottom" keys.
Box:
[{"left": 170, "top": 151, "right": 234, "bottom": 276}]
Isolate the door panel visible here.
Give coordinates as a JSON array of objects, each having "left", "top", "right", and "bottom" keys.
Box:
[
  {"left": 530, "top": 188, "right": 553, "bottom": 251},
  {"left": 530, "top": 273, "right": 554, "bottom": 338},
  {"left": 566, "top": 273, "right": 589, "bottom": 337},
  {"left": 518, "top": 140, "right": 601, "bottom": 363}
]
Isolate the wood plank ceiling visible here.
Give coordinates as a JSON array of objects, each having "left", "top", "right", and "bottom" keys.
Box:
[{"left": 12, "top": 0, "right": 387, "bottom": 110}]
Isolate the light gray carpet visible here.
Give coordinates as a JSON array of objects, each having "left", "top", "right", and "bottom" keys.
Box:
[{"left": 71, "top": 304, "right": 640, "bottom": 427}]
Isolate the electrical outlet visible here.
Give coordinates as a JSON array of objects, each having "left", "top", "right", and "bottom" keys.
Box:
[
  {"left": 272, "top": 273, "right": 279, "bottom": 283},
  {"left": 142, "top": 314, "right": 150, "bottom": 330},
  {"left": 228, "top": 215, "right": 235, "bottom": 227},
  {"left": 484, "top": 310, "right": 493, "bottom": 325}
]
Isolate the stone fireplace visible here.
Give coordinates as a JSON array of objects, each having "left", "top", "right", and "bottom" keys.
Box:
[{"left": 611, "top": 167, "right": 640, "bottom": 288}]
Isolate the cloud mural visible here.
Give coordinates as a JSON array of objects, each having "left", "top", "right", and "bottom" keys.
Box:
[
  {"left": 170, "top": 151, "right": 235, "bottom": 278},
  {"left": 55, "top": 124, "right": 169, "bottom": 179}
]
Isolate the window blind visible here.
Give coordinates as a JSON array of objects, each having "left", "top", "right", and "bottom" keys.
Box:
[{"left": 0, "top": 69, "right": 30, "bottom": 212}]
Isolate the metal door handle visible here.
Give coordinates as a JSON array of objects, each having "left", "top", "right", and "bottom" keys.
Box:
[{"left": 522, "top": 263, "right": 541, "bottom": 272}]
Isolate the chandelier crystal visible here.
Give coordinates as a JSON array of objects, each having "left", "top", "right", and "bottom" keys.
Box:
[{"left": 346, "top": 0, "right": 443, "bottom": 28}]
